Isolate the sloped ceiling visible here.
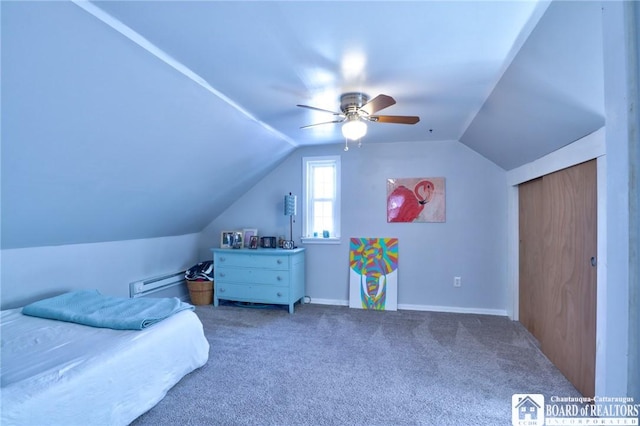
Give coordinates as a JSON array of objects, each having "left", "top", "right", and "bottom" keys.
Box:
[
  {"left": 461, "top": 0, "right": 604, "bottom": 170},
  {"left": 90, "top": 0, "right": 548, "bottom": 144},
  {"left": 1, "top": 1, "right": 604, "bottom": 249}
]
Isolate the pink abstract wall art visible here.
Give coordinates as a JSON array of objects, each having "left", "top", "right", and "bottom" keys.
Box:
[{"left": 386, "top": 177, "right": 445, "bottom": 223}]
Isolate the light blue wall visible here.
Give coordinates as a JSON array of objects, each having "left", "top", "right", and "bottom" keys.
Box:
[
  {"left": 200, "top": 140, "right": 508, "bottom": 313},
  {"left": 0, "top": 234, "right": 200, "bottom": 310}
]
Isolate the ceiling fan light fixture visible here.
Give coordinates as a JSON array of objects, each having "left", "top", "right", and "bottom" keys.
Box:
[{"left": 342, "top": 117, "right": 367, "bottom": 140}]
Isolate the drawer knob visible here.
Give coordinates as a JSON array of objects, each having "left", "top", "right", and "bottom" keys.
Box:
[
  {"left": 219, "top": 288, "right": 225, "bottom": 293},
  {"left": 276, "top": 276, "right": 282, "bottom": 281},
  {"left": 219, "top": 272, "right": 226, "bottom": 277},
  {"left": 276, "top": 259, "right": 282, "bottom": 264},
  {"left": 220, "top": 257, "right": 226, "bottom": 262},
  {"left": 277, "top": 292, "right": 282, "bottom": 297}
]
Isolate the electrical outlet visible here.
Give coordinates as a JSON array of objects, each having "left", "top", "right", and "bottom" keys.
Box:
[{"left": 454, "top": 277, "right": 462, "bottom": 287}]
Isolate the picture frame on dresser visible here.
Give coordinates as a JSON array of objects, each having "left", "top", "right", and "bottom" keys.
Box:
[
  {"left": 243, "top": 228, "right": 258, "bottom": 246},
  {"left": 249, "top": 236, "right": 259, "bottom": 249},
  {"left": 220, "top": 231, "right": 235, "bottom": 248}
]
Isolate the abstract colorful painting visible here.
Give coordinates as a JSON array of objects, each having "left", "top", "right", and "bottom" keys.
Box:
[
  {"left": 386, "top": 177, "right": 446, "bottom": 223},
  {"left": 349, "top": 238, "right": 398, "bottom": 311}
]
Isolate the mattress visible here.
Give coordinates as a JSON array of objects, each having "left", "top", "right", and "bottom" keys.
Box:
[{"left": 0, "top": 308, "right": 209, "bottom": 426}]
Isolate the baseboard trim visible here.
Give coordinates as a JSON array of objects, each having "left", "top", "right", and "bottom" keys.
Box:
[
  {"left": 307, "top": 298, "right": 507, "bottom": 317},
  {"left": 306, "top": 298, "right": 348, "bottom": 307},
  {"left": 398, "top": 303, "right": 507, "bottom": 317}
]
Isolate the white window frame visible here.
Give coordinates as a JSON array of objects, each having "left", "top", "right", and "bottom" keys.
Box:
[{"left": 301, "top": 155, "right": 341, "bottom": 244}]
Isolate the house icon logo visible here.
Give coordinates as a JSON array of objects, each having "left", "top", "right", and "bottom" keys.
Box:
[{"left": 512, "top": 394, "right": 544, "bottom": 426}]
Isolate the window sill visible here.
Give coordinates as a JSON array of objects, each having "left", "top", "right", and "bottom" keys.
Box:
[{"left": 301, "top": 237, "right": 341, "bottom": 245}]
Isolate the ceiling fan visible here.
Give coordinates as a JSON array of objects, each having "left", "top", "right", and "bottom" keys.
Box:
[{"left": 297, "top": 93, "right": 420, "bottom": 150}]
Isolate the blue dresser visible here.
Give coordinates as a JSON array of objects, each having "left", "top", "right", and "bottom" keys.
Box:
[{"left": 211, "top": 248, "right": 305, "bottom": 314}]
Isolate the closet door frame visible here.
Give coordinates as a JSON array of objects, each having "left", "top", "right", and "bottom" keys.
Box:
[{"left": 506, "top": 128, "right": 606, "bottom": 394}]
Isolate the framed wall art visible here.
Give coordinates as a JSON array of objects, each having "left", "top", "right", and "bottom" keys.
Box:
[{"left": 386, "top": 177, "right": 446, "bottom": 223}]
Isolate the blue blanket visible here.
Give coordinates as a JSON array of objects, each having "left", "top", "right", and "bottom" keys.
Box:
[{"left": 22, "top": 290, "right": 195, "bottom": 330}]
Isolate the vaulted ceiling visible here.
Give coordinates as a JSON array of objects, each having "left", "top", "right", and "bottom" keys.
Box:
[{"left": 1, "top": 1, "right": 604, "bottom": 249}]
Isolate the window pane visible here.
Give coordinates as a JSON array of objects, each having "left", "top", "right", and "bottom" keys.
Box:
[
  {"left": 312, "top": 200, "right": 334, "bottom": 234},
  {"left": 313, "top": 165, "right": 335, "bottom": 198}
]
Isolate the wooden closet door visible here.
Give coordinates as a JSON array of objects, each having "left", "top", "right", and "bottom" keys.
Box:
[
  {"left": 519, "top": 177, "right": 544, "bottom": 341},
  {"left": 519, "top": 160, "right": 597, "bottom": 397},
  {"left": 541, "top": 159, "right": 597, "bottom": 397}
]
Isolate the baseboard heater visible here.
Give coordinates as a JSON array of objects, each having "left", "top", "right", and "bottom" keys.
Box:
[{"left": 129, "top": 271, "right": 189, "bottom": 301}]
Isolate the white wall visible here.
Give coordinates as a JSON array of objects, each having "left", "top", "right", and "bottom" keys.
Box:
[
  {"left": 600, "top": 0, "right": 634, "bottom": 399},
  {"left": 199, "top": 140, "right": 508, "bottom": 314},
  {"left": 0, "top": 233, "right": 200, "bottom": 310},
  {"left": 628, "top": 0, "right": 640, "bottom": 403}
]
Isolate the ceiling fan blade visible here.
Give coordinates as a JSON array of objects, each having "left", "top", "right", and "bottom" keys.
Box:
[
  {"left": 297, "top": 104, "right": 342, "bottom": 115},
  {"left": 300, "top": 119, "right": 345, "bottom": 129},
  {"left": 368, "top": 115, "right": 420, "bottom": 124},
  {"left": 359, "top": 94, "right": 396, "bottom": 115}
]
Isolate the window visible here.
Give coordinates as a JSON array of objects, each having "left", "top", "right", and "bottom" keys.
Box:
[{"left": 302, "top": 156, "right": 341, "bottom": 243}]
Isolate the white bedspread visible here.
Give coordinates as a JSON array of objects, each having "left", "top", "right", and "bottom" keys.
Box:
[{"left": 0, "top": 308, "right": 209, "bottom": 426}]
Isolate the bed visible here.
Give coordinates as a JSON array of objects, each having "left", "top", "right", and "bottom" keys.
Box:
[{"left": 0, "top": 293, "right": 210, "bottom": 426}]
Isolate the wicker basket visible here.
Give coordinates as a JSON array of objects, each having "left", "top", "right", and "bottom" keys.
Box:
[{"left": 187, "top": 280, "right": 214, "bottom": 305}]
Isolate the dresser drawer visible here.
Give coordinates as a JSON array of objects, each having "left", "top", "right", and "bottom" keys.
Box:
[
  {"left": 216, "top": 267, "right": 290, "bottom": 286},
  {"left": 216, "top": 252, "right": 289, "bottom": 270},
  {"left": 216, "top": 283, "right": 290, "bottom": 304}
]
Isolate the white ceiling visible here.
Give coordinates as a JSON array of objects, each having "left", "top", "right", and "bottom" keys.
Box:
[
  {"left": 0, "top": 1, "right": 606, "bottom": 248},
  {"left": 90, "top": 0, "right": 604, "bottom": 167}
]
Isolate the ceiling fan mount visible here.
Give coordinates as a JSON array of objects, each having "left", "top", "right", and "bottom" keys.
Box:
[{"left": 340, "top": 92, "right": 370, "bottom": 117}]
